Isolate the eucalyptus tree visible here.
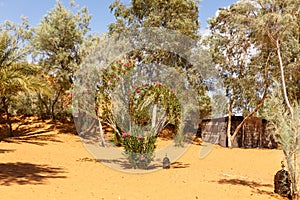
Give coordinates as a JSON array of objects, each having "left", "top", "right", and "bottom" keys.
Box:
[
  {"left": 108, "top": 0, "right": 201, "bottom": 66},
  {"left": 249, "top": 0, "right": 300, "bottom": 198},
  {"left": 210, "top": 0, "right": 300, "bottom": 197},
  {"left": 250, "top": 0, "right": 300, "bottom": 102},
  {"left": 32, "top": 0, "right": 92, "bottom": 120},
  {"left": 208, "top": 2, "right": 272, "bottom": 147},
  {"left": 109, "top": 0, "right": 200, "bottom": 38}
]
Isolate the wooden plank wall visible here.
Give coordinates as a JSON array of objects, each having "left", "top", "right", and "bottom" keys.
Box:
[{"left": 200, "top": 116, "right": 278, "bottom": 149}]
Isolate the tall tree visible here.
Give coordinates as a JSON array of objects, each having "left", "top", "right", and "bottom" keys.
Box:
[
  {"left": 210, "top": 0, "right": 299, "bottom": 197},
  {"left": 208, "top": 2, "right": 272, "bottom": 147},
  {"left": 0, "top": 20, "right": 44, "bottom": 136},
  {"left": 109, "top": 0, "right": 200, "bottom": 38},
  {"left": 249, "top": 0, "right": 300, "bottom": 198},
  {"left": 99, "top": 0, "right": 216, "bottom": 144},
  {"left": 32, "top": 0, "right": 92, "bottom": 120}
]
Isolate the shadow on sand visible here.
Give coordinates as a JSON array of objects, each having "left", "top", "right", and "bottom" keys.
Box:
[
  {"left": 0, "top": 162, "right": 67, "bottom": 186},
  {"left": 0, "top": 117, "right": 77, "bottom": 146},
  {"left": 170, "top": 161, "right": 190, "bottom": 169},
  {"left": 0, "top": 149, "right": 16, "bottom": 154},
  {"left": 77, "top": 157, "right": 190, "bottom": 171},
  {"left": 217, "top": 178, "right": 283, "bottom": 198},
  {"left": 2, "top": 132, "right": 63, "bottom": 146}
]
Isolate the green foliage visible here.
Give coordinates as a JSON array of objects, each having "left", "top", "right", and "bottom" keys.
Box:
[
  {"left": 208, "top": 2, "right": 271, "bottom": 116},
  {"left": 262, "top": 86, "right": 299, "bottom": 198},
  {"left": 207, "top": 1, "right": 273, "bottom": 147},
  {"left": 0, "top": 19, "right": 32, "bottom": 68},
  {"left": 249, "top": 0, "right": 300, "bottom": 102},
  {"left": 95, "top": 59, "right": 135, "bottom": 125},
  {"left": 109, "top": 0, "right": 200, "bottom": 39},
  {"left": 263, "top": 90, "right": 299, "bottom": 151},
  {"left": 31, "top": 0, "right": 94, "bottom": 120},
  {"left": 207, "top": 0, "right": 300, "bottom": 149},
  {"left": 0, "top": 20, "right": 46, "bottom": 135},
  {"left": 129, "top": 83, "right": 181, "bottom": 128},
  {"left": 0, "top": 62, "right": 42, "bottom": 98},
  {"left": 107, "top": 0, "right": 213, "bottom": 136},
  {"left": 121, "top": 125, "right": 157, "bottom": 169},
  {"left": 0, "top": 19, "right": 34, "bottom": 98},
  {"left": 249, "top": 1, "right": 300, "bottom": 197},
  {"left": 32, "top": 0, "right": 92, "bottom": 84}
]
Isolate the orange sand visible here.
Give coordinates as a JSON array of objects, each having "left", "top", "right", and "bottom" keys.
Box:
[{"left": 0, "top": 119, "right": 288, "bottom": 200}]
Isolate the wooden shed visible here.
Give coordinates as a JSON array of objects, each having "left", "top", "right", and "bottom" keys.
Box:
[{"left": 199, "top": 116, "right": 278, "bottom": 149}]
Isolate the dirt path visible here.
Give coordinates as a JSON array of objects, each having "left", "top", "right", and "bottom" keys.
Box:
[{"left": 0, "top": 120, "right": 287, "bottom": 199}]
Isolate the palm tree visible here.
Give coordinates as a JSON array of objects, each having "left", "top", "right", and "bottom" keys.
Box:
[
  {"left": 0, "top": 62, "right": 44, "bottom": 136},
  {"left": 0, "top": 21, "right": 45, "bottom": 136}
]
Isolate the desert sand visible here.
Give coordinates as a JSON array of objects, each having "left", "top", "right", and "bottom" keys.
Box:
[{"left": 0, "top": 118, "right": 288, "bottom": 200}]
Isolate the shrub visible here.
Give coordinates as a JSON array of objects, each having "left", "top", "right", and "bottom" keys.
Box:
[{"left": 121, "top": 125, "right": 156, "bottom": 169}]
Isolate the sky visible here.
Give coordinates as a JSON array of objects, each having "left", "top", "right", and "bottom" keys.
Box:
[{"left": 0, "top": 0, "right": 237, "bottom": 35}]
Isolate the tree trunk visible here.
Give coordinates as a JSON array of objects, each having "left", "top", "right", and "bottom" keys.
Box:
[
  {"left": 98, "top": 119, "right": 106, "bottom": 147},
  {"left": 37, "top": 93, "right": 51, "bottom": 120},
  {"left": 152, "top": 97, "right": 158, "bottom": 129},
  {"left": 2, "top": 97, "right": 13, "bottom": 137},
  {"left": 230, "top": 85, "right": 268, "bottom": 146},
  {"left": 276, "top": 39, "right": 298, "bottom": 199},
  {"left": 51, "top": 87, "right": 63, "bottom": 121},
  {"left": 227, "top": 99, "right": 233, "bottom": 148},
  {"left": 276, "top": 40, "right": 294, "bottom": 119}
]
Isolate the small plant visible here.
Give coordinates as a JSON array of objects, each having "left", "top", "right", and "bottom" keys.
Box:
[{"left": 121, "top": 125, "right": 156, "bottom": 169}]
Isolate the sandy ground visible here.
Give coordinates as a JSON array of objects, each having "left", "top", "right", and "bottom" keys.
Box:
[{"left": 0, "top": 118, "right": 288, "bottom": 200}]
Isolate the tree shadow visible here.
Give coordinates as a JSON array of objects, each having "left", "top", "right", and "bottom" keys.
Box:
[
  {"left": 76, "top": 157, "right": 97, "bottom": 162},
  {"left": 0, "top": 162, "right": 67, "bottom": 186},
  {"left": 2, "top": 133, "right": 63, "bottom": 146},
  {"left": 217, "top": 178, "right": 282, "bottom": 198},
  {"left": 77, "top": 157, "right": 190, "bottom": 170},
  {"left": 171, "top": 161, "right": 190, "bottom": 169},
  {"left": 0, "top": 115, "right": 77, "bottom": 138},
  {"left": 79, "top": 131, "right": 105, "bottom": 146},
  {"left": 218, "top": 178, "right": 273, "bottom": 188},
  {"left": 94, "top": 158, "right": 137, "bottom": 169},
  {"left": 13, "top": 128, "right": 50, "bottom": 137},
  {"left": 78, "top": 157, "right": 162, "bottom": 170},
  {"left": 50, "top": 121, "right": 77, "bottom": 134},
  {"left": 0, "top": 149, "right": 16, "bottom": 153},
  {"left": 13, "top": 120, "right": 76, "bottom": 136}
]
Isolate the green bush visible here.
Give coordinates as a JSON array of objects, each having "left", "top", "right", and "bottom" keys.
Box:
[{"left": 121, "top": 125, "right": 156, "bottom": 169}]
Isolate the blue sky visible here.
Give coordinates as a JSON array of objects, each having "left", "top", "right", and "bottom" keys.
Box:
[{"left": 0, "top": 0, "right": 237, "bottom": 34}]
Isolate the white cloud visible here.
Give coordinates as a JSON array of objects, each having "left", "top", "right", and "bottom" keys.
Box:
[{"left": 199, "top": 28, "right": 211, "bottom": 37}]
